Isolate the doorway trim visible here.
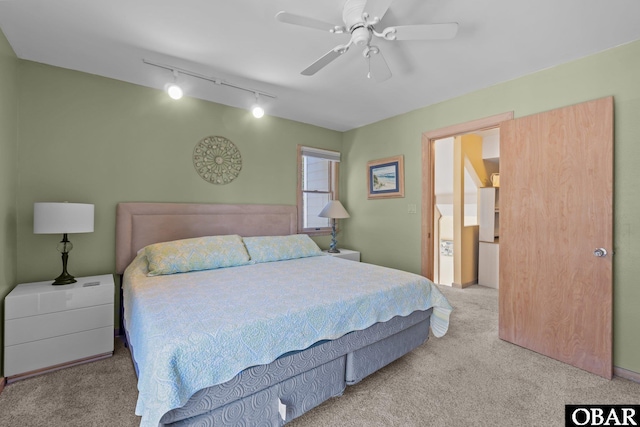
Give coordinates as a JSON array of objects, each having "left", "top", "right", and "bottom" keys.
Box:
[{"left": 421, "top": 112, "right": 514, "bottom": 279}]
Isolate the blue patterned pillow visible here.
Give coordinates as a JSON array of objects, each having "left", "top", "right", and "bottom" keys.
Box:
[
  {"left": 243, "top": 234, "right": 323, "bottom": 263},
  {"left": 145, "top": 235, "right": 251, "bottom": 276}
]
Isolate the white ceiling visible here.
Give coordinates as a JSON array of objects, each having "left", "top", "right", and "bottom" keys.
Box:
[{"left": 1, "top": 0, "right": 640, "bottom": 131}]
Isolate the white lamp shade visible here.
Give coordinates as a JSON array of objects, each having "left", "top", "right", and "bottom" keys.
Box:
[
  {"left": 34, "top": 202, "right": 94, "bottom": 234},
  {"left": 318, "top": 200, "right": 350, "bottom": 219}
]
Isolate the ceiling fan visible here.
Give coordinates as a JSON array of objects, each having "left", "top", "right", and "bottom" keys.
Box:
[{"left": 276, "top": 0, "right": 458, "bottom": 82}]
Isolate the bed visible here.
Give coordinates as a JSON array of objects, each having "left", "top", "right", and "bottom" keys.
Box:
[{"left": 115, "top": 202, "right": 452, "bottom": 427}]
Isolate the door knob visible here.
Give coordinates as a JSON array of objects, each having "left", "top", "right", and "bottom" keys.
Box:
[{"left": 593, "top": 248, "right": 608, "bottom": 257}]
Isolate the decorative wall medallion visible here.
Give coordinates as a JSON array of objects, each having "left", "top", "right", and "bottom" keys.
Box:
[{"left": 193, "top": 136, "right": 242, "bottom": 184}]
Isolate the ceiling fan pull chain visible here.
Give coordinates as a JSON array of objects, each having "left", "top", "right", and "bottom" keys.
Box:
[{"left": 363, "top": 45, "right": 376, "bottom": 79}]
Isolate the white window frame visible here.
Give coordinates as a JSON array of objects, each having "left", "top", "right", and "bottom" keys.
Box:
[{"left": 297, "top": 145, "right": 340, "bottom": 236}]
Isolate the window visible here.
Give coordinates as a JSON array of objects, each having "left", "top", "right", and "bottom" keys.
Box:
[{"left": 297, "top": 145, "right": 340, "bottom": 235}]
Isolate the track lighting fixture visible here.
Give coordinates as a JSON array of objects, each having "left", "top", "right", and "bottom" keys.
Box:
[
  {"left": 143, "top": 59, "right": 276, "bottom": 118},
  {"left": 166, "top": 70, "right": 183, "bottom": 100}
]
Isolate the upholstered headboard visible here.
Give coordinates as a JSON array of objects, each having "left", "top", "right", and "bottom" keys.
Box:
[{"left": 115, "top": 203, "right": 298, "bottom": 274}]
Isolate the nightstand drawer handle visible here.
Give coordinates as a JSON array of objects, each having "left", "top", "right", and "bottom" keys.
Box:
[{"left": 83, "top": 281, "right": 101, "bottom": 287}]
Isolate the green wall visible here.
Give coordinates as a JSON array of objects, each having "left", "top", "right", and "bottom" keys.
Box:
[
  {"left": 0, "top": 29, "right": 18, "bottom": 378},
  {"left": 341, "top": 40, "right": 640, "bottom": 373},
  {"left": 15, "top": 62, "right": 342, "bottom": 286}
]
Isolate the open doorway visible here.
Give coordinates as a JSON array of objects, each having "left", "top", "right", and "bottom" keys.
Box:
[
  {"left": 431, "top": 130, "right": 499, "bottom": 287},
  {"left": 432, "top": 137, "right": 478, "bottom": 285},
  {"left": 420, "top": 112, "right": 513, "bottom": 281}
]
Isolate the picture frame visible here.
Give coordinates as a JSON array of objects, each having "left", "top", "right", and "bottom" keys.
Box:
[{"left": 367, "top": 155, "right": 405, "bottom": 199}]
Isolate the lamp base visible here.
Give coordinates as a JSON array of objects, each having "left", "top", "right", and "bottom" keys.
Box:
[
  {"left": 53, "top": 236, "right": 76, "bottom": 285},
  {"left": 327, "top": 219, "right": 341, "bottom": 254},
  {"left": 53, "top": 271, "right": 76, "bottom": 286}
]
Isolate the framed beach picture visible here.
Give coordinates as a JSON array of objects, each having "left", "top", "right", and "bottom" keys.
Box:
[{"left": 367, "top": 155, "right": 405, "bottom": 199}]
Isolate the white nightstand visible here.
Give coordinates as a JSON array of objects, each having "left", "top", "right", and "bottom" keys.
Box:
[
  {"left": 4, "top": 274, "right": 114, "bottom": 382},
  {"left": 323, "top": 249, "right": 361, "bottom": 262}
]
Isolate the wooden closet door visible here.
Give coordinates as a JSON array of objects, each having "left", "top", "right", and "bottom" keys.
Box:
[{"left": 499, "top": 97, "right": 613, "bottom": 379}]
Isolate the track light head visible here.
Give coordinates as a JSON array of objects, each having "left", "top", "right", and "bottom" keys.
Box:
[
  {"left": 167, "top": 83, "right": 183, "bottom": 100},
  {"left": 251, "top": 92, "right": 265, "bottom": 118},
  {"left": 166, "top": 69, "right": 183, "bottom": 100},
  {"left": 252, "top": 105, "right": 265, "bottom": 118}
]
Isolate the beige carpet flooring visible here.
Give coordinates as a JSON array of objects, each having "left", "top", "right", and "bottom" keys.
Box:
[{"left": 1, "top": 284, "right": 638, "bottom": 426}]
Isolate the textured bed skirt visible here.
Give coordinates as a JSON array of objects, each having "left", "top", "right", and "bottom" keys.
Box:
[{"left": 153, "top": 308, "right": 433, "bottom": 426}]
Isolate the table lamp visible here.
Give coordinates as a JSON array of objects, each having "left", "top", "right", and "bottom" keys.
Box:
[
  {"left": 318, "top": 200, "right": 350, "bottom": 253},
  {"left": 34, "top": 202, "right": 94, "bottom": 285}
]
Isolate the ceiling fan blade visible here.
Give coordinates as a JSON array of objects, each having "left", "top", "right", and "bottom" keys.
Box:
[
  {"left": 363, "top": 0, "right": 395, "bottom": 24},
  {"left": 301, "top": 47, "right": 348, "bottom": 76},
  {"left": 386, "top": 23, "right": 459, "bottom": 40},
  {"left": 276, "top": 11, "right": 344, "bottom": 33},
  {"left": 366, "top": 47, "right": 392, "bottom": 82}
]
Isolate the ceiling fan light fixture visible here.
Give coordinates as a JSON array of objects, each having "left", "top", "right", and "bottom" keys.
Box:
[{"left": 352, "top": 26, "right": 371, "bottom": 47}]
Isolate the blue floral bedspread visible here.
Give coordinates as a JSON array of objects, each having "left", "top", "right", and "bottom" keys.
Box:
[{"left": 123, "top": 253, "right": 452, "bottom": 427}]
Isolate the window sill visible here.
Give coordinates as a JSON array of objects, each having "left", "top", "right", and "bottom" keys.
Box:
[{"left": 300, "top": 229, "right": 332, "bottom": 237}]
